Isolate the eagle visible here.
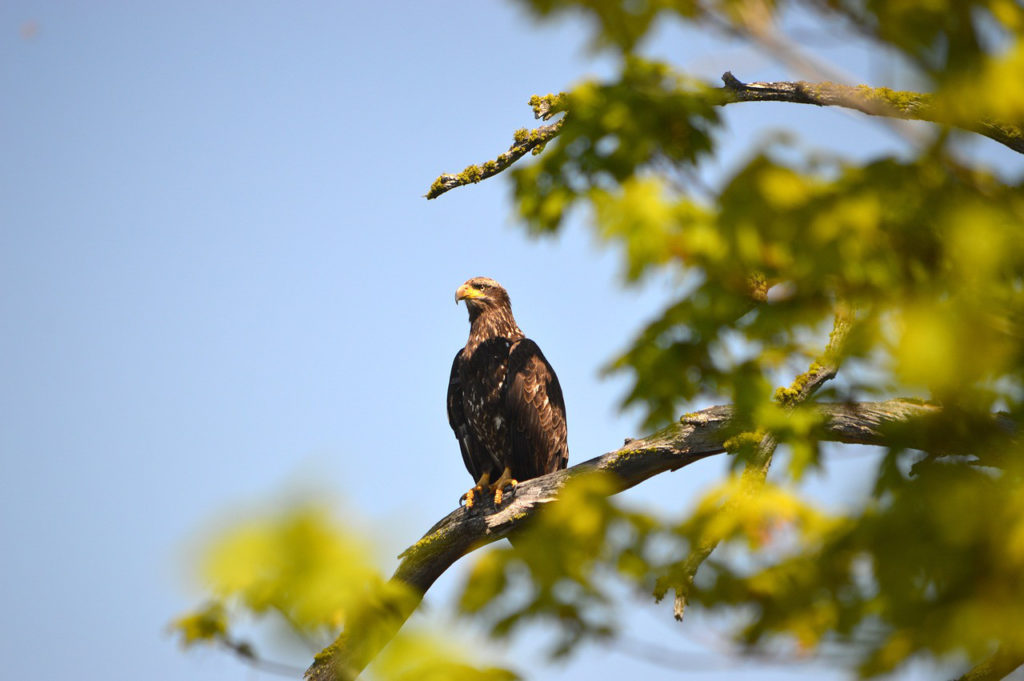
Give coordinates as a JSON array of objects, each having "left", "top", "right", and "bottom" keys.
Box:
[{"left": 447, "top": 277, "right": 568, "bottom": 508}]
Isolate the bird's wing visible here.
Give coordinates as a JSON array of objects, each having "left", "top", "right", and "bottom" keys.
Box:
[
  {"left": 447, "top": 349, "right": 489, "bottom": 480},
  {"left": 504, "top": 339, "right": 568, "bottom": 479}
]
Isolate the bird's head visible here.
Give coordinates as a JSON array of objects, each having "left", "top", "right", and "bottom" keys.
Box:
[{"left": 456, "top": 276, "right": 511, "bottom": 319}]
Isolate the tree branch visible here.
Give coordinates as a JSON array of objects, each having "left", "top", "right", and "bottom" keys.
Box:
[
  {"left": 305, "top": 397, "right": 994, "bottom": 681},
  {"left": 425, "top": 118, "right": 564, "bottom": 200},
  {"left": 718, "top": 72, "right": 1024, "bottom": 154},
  {"left": 424, "top": 74, "right": 1023, "bottom": 200},
  {"left": 220, "top": 637, "right": 306, "bottom": 678}
]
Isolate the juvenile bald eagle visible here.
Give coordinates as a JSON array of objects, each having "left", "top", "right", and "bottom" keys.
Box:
[{"left": 447, "top": 277, "right": 568, "bottom": 508}]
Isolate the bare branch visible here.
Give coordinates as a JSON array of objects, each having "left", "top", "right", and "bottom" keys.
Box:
[
  {"left": 220, "top": 637, "right": 306, "bottom": 678},
  {"left": 305, "top": 397, "right": 999, "bottom": 681}
]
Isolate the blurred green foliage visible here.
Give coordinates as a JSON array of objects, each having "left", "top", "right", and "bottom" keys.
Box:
[
  {"left": 172, "top": 504, "right": 518, "bottom": 680},
  {"left": 177, "top": 1, "right": 1024, "bottom": 679},
  {"left": 503, "top": 0, "right": 1024, "bottom": 677},
  {"left": 459, "top": 473, "right": 655, "bottom": 656}
]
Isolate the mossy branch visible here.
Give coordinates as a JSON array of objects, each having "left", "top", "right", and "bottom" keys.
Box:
[
  {"left": 425, "top": 75, "right": 1023, "bottom": 201},
  {"left": 718, "top": 72, "right": 1024, "bottom": 154},
  {"left": 304, "top": 397, "right": 1008, "bottom": 681},
  {"left": 425, "top": 115, "right": 564, "bottom": 200}
]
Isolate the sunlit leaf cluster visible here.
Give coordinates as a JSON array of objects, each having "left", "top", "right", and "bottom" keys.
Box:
[
  {"left": 601, "top": 153, "right": 1024, "bottom": 427},
  {"left": 172, "top": 504, "right": 517, "bottom": 680},
  {"left": 458, "top": 474, "right": 657, "bottom": 656},
  {"left": 458, "top": 473, "right": 845, "bottom": 657},
  {"left": 691, "top": 448, "right": 1024, "bottom": 676},
  {"left": 515, "top": 57, "right": 719, "bottom": 232},
  {"left": 199, "top": 505, "right": 388, "bottom": 632}
]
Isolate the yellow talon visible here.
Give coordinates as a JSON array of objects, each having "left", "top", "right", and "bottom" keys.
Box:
[
  {"left": 491, "top": 467, "right": 518, "bottom": 506},
  {"left": 461, "top": 472, "right": 491, "bottom": 509}
]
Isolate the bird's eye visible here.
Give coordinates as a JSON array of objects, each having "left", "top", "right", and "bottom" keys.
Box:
[{"left": 475, "top": 282, "right": 489, "bottom": 290}]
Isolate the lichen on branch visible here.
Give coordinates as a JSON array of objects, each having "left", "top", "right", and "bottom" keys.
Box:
[
  {"left": 425, "top": 74, "right": 1024, "bottom": 202},
  {"left": 718, "top": 72, "right": 1024, "bottom": 154},
  {"left": 425, "top": 96, "right": 565, "bottom": 200}
]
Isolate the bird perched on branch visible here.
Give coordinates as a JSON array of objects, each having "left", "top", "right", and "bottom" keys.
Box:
[{"left": 447, "top": 277, "right": 568, "bottom": 508}]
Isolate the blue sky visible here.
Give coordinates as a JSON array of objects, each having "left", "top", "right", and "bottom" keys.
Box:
[{"left": 2, "top": 3, "right": 1019, "bottom": 681}]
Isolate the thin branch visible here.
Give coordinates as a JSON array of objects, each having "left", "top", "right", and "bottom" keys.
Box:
[
  {"left": 611, "top": 630, "right": 839, "bottom": 672},
  {"left": 669, "top": 307, "right": 851, "bottom": 620},
  {"left": 304, "top": 397, "right": 994, "bottom": 681},
  {"left": 271, "top": 604, "right": 323, "bottom": 653},
  {"left": 609, "top": 633, "right": 739, "bottom": 672},
  {"left": 220, "top": 637, "right": 307, "bottom": 678}
]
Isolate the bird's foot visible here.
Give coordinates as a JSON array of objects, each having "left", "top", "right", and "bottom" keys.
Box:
[
  {"left": 460, "top": 485, "right": 486, "bottom": 509},
  {"left": 491, "top": 467, "right": 518, "bottom": 506},
  {"left": 493, "top": 479, "right": 517, "bottom": 505},
  {"left": 460, "top": 473, "right": 492, "bottom": 509}
]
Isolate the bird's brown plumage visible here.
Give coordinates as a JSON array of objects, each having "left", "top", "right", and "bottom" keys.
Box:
[{"left": 447, "top": 277, "right": 568, "bottom": 506}]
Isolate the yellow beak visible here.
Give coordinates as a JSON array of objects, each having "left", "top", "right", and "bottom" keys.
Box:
[{"left": 455, "top": 284, "right": 484, "bottom": 303}]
